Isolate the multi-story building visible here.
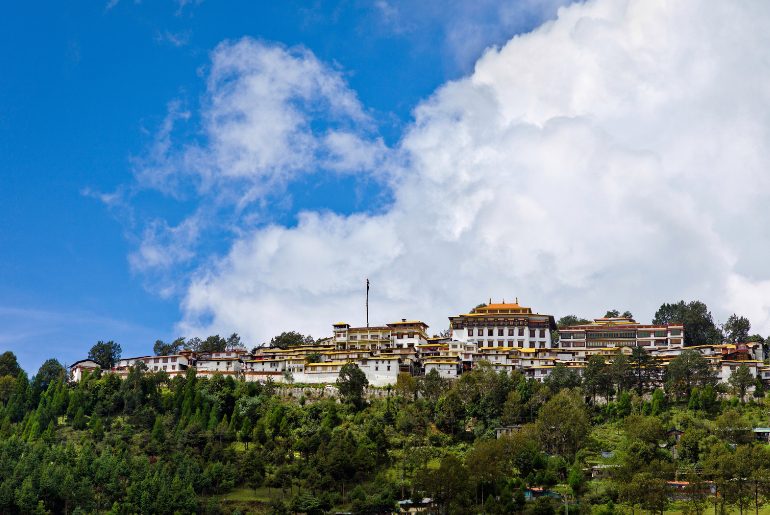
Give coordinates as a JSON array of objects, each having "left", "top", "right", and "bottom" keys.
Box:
[
  {"left": 449, "top": 300, "right": 556, "bottom": 349},
  {"left": 558, "top": 316, "right": 684, "bottom": 349},
  {"left": 195, "top": 349, "right": 249, "bottom": 377},
  {"left": 113, "top": 352, "right": 192, "bottom": 377},
  {"left": 332, "top": 319, "right": 429, "bottom": 350}
]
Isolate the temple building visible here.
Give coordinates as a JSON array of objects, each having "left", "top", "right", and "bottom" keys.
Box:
[
  {"left": 558, "top": 316, "right": 685, "bottom": 349},
  {"left": 449, "top": 300, "right": 557, "bottom": 349}
]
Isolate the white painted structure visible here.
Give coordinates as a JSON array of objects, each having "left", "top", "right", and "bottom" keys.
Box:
[
  {"left": 424, "top": 359, "right": 460, "bottom": 378},
  {"left": 450, "top": 301, "right": 556, "bottom": 350},
  {"left": 69, "top": 359, "right": 100, "bottom": 382}
]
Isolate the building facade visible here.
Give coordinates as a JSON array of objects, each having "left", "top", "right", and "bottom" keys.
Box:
[
  {"left": 558, "top": 316, "right": 684, "bottom": 349},
  {"left": 449, "top": 300, "right": 557, "bottom": 349}
]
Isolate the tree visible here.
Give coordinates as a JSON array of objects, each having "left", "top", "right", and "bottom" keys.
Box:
[
  {"left": 544, "top": 364, "right": 581, "bottom": 391},
  {"left": 620, "top": 472, "right": 669, "bottom": 513},
  {"left": 395, "top": 372, "right": 417, "bottom": 400},
  {"left": 225, "top": 333, "right": 243, "bottom": 350},
  {"left": 418, "top": 369, "right": 445, "bottom": 406},
  {"left": 414, "top": 455, "right": 471, "bottom": 514},
  {"left": 603, "top": 309, "right": 633, "bottom": 318},
  {"left": 610, "top": 353, "right": 631, "bottom": 395},
  {"left": 0, "top": 351, "right": 22, "bottom": 378},
  {"left": 653, "top": 300, "right": 723, "bottom": 346},
  {"left": 583, "top": 355, "right": 612, "bottom": 402},
  {"left": 729, "top": 364, "right": 754, "bottom": 402},
  {"left": 665, "top": 350, "right": 717, "bottom": 399},
  {"left": 88, "top": 341, "right": 122, "bottom": 368},
  {"left": 337, "top": 363, "right": 368, "bottom": 409},
  {"left": 557, "top": 315, "right": 590, "bottom": 328},
  {"left": 724, "top": 314, "right": 751, "bottom": 344},
  {"left": 199, "top": 335, "right": 227, "bottom": 353},
  {"left": 536, "top": 389, "right": 589, "bottom": 459},
  {"left": 629, "top": 346, "right": 658, "bottom": 395},
  {"left": 32, "top": 359, "right": 65, "bottom": 391},
  {"left": 153, "top": 337, "right": 184, "bottom": 356},
  {"left": 568, "top": 465, "right": 587, "bottom": 498},
  {"left": 270, "top": 331, "right": 314, "bottom": 349}
]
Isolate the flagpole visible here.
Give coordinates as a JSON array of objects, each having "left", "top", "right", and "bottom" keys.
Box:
[{"left": 366, "top": 278, "right": 369, "bottom": 328}]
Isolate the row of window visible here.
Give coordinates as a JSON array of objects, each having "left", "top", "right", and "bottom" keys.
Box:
[
  {"left": 151, "top": 365, "right": 177, "bottom": 371},
  {"left": 468, "top": 328, "right": 546, "bottom": 338},
  {"left": 151, "top": 357, "right": 178, "bottom": 364},
  {"left": 473, "top": 340, "right": 548, "bottom": 349}
]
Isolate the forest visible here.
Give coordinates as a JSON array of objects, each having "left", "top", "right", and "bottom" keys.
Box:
[{"left": 1, "top": 345, "right": 770, "bottom": 515}]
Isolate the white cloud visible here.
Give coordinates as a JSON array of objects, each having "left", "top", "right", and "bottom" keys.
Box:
[
  {"left": 372, "top": 0, "right": 575, "bottom": 72},
  {"left": 141, "top": 0, "right": 770, "bottom": 344},
  {"left": 155, "top": 30, "right": 191, "bottom": 47},
  {"left": 130, "top": 39, "right": 384, "bottom": 273}
]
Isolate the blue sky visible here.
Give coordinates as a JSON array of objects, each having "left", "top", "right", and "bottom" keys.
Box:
[{"left": 0, "top": 0, "right": 569, "bottom": 372}]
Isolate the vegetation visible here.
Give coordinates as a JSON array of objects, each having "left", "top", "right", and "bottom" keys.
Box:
[{"left": 3, "top": 332, "right": 770, "bottom": 513}]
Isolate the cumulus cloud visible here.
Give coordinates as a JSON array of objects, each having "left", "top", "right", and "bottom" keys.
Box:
[{"left": 139, "top": 0, "right": 770, "bottom": 343}]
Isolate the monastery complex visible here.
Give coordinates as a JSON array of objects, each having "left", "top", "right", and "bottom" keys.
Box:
[{"left": 69, "top": 300, "right": 769, "bottom": 388}]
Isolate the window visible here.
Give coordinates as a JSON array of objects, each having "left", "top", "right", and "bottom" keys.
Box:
[
  {"left": 530, "top": 330, "right": 536, "bottom": 338},
  {"left": 408, "top": 332, "right": 415, "bottom": 338},
  {"left": 488, "top": 328, "right": 494, "bottom": 336},
  {"left": 154, "top": 358, "right": 160, "bottom": 364},
  {"left": 387, "top": 365, "right": 391, "bottom": 371},
  {"left": 508, "top": 340, "right": 514, "bottom": 347},
  {"left": 171, "top": 365, "right": 176, "bottom": 370},
  {"left": 468, "top": 328, "right": 474, "bottom": 336},
  {"left": 162, "top": 357, "right": 168, "bottom": 363},
  {"left": 171, "top": 357, "right": 177, "bottom": 362},
  {"left": 518, "top": 327, "right": 524, "bottom": 336},
  {"left": 375, "top": 366, "right": 379, "bottom": 371},
  {"left": 397, "top": 333, "right": 404, "bottom": 339},
  {"left": 540, "top": 329, "right": 545, "bottom": 338},
  {"left": 670, "top": 329, "right": 682, "bottom": 336},
  {"left": 498, "top": 328, "right": 504, "bottom": 336},
  {"left": 508, "top": 328, "right": 514, "bottom": 336}
]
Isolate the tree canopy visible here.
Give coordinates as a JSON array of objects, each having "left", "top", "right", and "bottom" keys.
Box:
[
  {"left": 0, "top": 351, "right": 22, "bottom": 378},
  {"left": 269, "top": 331, "right": 314, "bottom": 349},
  {"left": 653, "top": 300, "right": 723, "bottom": 346},
  {"left": 87, "top": 340, "right": 122, "bottom": 368}
]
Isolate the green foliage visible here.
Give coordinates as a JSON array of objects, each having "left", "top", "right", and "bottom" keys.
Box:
[
  {"left": 665, "top": 349, "right": 717, "bottom": 400},
  {"left": 88, "top": 340, "right": 122, "bottom": 368},
  {"left": 556, "top": 315, "right": 590, "bottom": 328},
  {"left": 604, "top": 309, "right": 633, "bottom": 319},
  {"left": 0, "top": 351, "right": 22, "bottom": 378},
  {"left": 724, "top": 314, "right": 751, "bottom": 343},
  {"left": 653, "top": 300, "right": 723, "bottom": 346},
  {"left": 2, "top": 349, "right": 770, "bottom": 514},
  {"left": 336, "top": 363, "right": 368, "bottom": 410},
  {"left": 153, "top": 337, "right": 185, "bottom": 356},
  {"left": 269, "top": 331, "right": 314, "bottom": 349},
  {"left": 536, "top": 389, "right": 589, "bottom": 459}
]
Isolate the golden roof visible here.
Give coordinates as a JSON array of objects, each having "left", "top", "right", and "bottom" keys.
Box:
[{"left": 469, "top": 301, "right": 533, "bottom": 315}]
